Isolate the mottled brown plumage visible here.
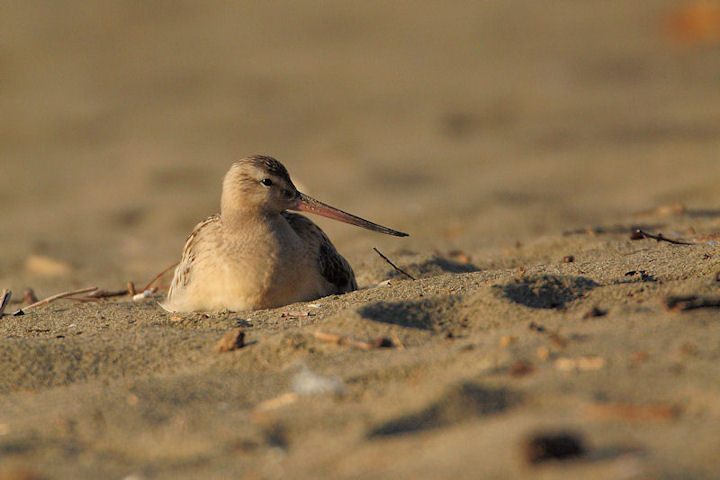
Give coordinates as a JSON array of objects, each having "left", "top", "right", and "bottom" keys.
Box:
[{"left": 162, "top": 156, "right": 406, "bottom": 312}]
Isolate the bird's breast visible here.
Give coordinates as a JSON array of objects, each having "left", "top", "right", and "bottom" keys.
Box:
[{"left": 217, "top": 222, "right": 323, "bottom": 309}]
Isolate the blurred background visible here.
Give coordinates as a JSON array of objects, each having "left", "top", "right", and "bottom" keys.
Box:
[{"left": 1, "top": 0, "right": 719, "bottom": 288}]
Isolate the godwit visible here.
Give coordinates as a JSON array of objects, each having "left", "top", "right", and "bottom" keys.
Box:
[{"left": 161, "top": 155, "right": 407, "bottom": 312}]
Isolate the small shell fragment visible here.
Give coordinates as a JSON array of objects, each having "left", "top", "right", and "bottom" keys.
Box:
[{"left": 132, "top": 287, "right": 158, "bottom": 302}]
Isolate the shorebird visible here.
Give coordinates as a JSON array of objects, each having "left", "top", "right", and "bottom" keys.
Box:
[{"left": 161, "top": 155, "right": 407, "bottom": 312}]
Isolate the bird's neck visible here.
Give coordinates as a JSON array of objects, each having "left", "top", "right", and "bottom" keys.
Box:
[{"left": 221, "top": 207, "right": 282, "bottom": 235}]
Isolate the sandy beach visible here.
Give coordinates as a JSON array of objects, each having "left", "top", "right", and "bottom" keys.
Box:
[{"left": 2, "top": 1, "right": 720, "bottom": 478}]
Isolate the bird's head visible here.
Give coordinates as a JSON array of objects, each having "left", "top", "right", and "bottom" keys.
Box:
[
  {"left": 222, "top": 155, "right": 299, "bottom": 215},
  {"left": 221, "top": 155, "right": 408, "bottom": 237}
]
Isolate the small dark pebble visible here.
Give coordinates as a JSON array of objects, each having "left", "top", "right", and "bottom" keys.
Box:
[
  {"left": 624, "top": 270, "right": 654, "bottom": 281},
  {"left": 55, "top": 335, "right": 65, "bottom": 339},
  {"left": 509, "top": 360, "right": 535, "bottom": 377},
  {"left": 235, "top": 318, "right": 253, "bottom": 328},
  {"left": 528, "top": 321, "right": 546, "bottom": 333},
  {"left": 523, "top": 431, "right": 587, "bottom": 464},
  {"left": 215, "top": 328, "right": 246, "bottom": 353},
  {"left": 562, "top": 255, "right": 574, "bottom": 263},
  {"left": 715, "top": 271, "right": 720, "bottom": 282},
  {"left": 372, "top": 337, "right": 395, "bottom": 348},
  {"left": 263, "top": 424, "right": 289, "bottom": 449},
  {"left": 583, "top": 306, "right": 607, "bottom": 319}
]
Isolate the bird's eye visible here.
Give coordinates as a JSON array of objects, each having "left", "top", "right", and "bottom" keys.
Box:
[{"left": 260, "top": 178, "right": 273, "bottom": 187}]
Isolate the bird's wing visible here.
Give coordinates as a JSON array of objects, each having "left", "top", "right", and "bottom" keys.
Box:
[
  {"left": 166, "top": 214, "right": 221, "bottom": 299},
  {"left": 281, "top": 211, "right": 357, "bottom": 293}
]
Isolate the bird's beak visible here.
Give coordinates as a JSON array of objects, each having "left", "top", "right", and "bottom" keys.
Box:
[{"left": 292, "top": 192, "right": 408, "bottom": 237}]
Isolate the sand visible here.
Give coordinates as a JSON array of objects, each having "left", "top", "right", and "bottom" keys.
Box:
[{"left": 2, "top": 1, "right": 720, "bottom": 479}]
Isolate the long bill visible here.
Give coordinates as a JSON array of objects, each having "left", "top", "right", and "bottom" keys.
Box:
[{"left": 293, "top": 192, "right": 409, "bottom": 237}]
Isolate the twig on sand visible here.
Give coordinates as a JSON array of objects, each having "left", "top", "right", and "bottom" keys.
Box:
[
  {"left": 63, "top": 281, "right": 139, "bottom": 303},
  {"left": 0, "top": 290, "right": 11, "bottom": 316},
  {"left": 141, "top": 262, "right": 179, "bottom": 292},
  {"left": 631, "top": 229, "right": 695, "bottom": 245},
  {"left": 13, "top": 287, "right": 98, "bottom": 315},
  {"left": 313, "top": 331, "right": 398, "bottom": 350},
  {"left": 372, "top": 247, "right": 416, "bottom": 281},
  {"left": 86, "top": 289, "right": 128, "bottom": 299}
]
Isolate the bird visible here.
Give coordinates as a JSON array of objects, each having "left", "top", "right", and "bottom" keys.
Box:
[{"left": 161, "top": 155, "right": 408, "bottom": 313}]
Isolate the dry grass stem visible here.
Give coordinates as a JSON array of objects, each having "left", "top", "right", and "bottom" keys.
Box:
[
  {"left": 87, "top": 288, "right": 131, "bottom": 299},
  {"left": 372, "top": 247, "right": 416, "bottom": 281},
  {"left": 313, "top": 330, "right": 397, "bottom": 350},
  {"left": 69, "top": 282, "right": 137, "bottom": 303},
  {"left": 13, "top": 287, "right": 98, "bottom": 315},
  {"left": 632, "top": 229, "right": 695, "bottom": 245},
  {"left": 0, "top": 290, "right": 11, "bottom": 316},
  {"left": 141, "top": 262, "right": 179, "bottom": 292}
]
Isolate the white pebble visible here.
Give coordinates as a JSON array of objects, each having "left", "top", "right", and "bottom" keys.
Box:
[
  {"left": 292, "top": 365, "right": 345, "bottom": 395},
  {"left": 132, "top": 287, "right": 157, "bottom": 302}
]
